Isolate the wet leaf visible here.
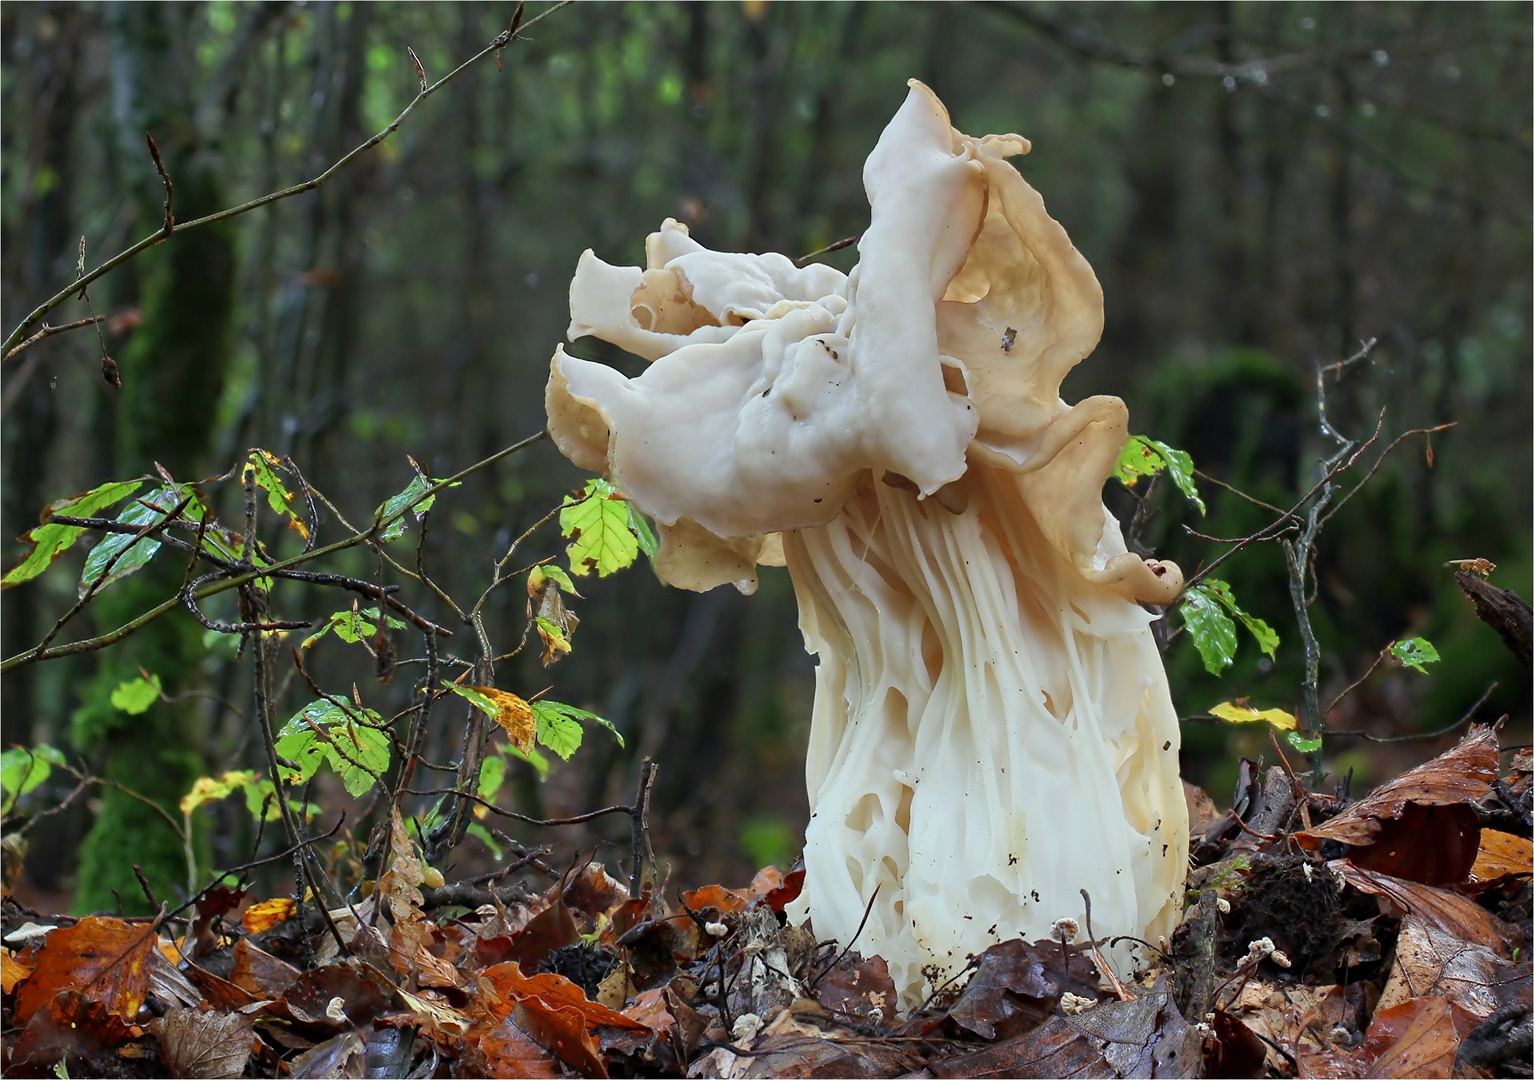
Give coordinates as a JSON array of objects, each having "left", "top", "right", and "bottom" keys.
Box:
[
  {"left": 929, "top": 1014, "right": 1111, "bottom": 1078},
  {"left": 1377, "top": 914, "right": 1527, "bottom": 1021},
  {"left": 179, "top": 770, "right": 258, "bottom": 816},
  {"left": 376, "top": 464, "right": 437, "bottom": 544},
  {"left": 11, "top": 989, "right": 138, "bottom": 1075},
  {"left": 79, "top": 484, "right": 204, "bottom": 597},
  {"left": 244, "top": 450, "right": 309, "bottom": 540},
  {"left": 14, "top": 916, "right": 157, "bottom": 1025},
  {"left": 1336, "top": 863, "right": 1514, "bottom": 950},
  {"left": 275, "top": 698, "right": 390, "bottom": 797},
  {"left": 288, "top": 1030, "right": 366, "bottom": 1079},
  {"left": 815, "top": 951, "right": 899, "bottom": 1024},
  {"left": 477, "top": 1015, "right": 562, "bottom": 1078},
  {"left": 378, "top": 809, "right": 429, "bottom": 977},
  {"left": 1346, "top": 802, "right": 1482, "bottom": 885},
  {"left": 1201, "top": 578, "right": 1279, "bottom": 657},
  {"left": 150, "top": 1007, "right": 254, "bottom": 1079},
  {"left": 1181, "top": 586, "right": 1238, "bottom": 674},
  {"left": 1297, "top": 726, "right": 1498, "bottom": 853},
  {"left": 679, "top": 883, "right": 754, "bottom": 916},
  {"left": 535, "top": 615, "right": 573, "bottom": 666},
  {"left": 561, "top": 478, "right": 640, "bottom": 577},
  {"left": 227, "top": 938, "right": 300, "bottom": 998},
  {"left": 947, "top": 939, "right": 1062, "bottom": 1040},
  {"left": 241, "top": 897, "right": 296, "bottom": 934},
  {"left": 1357, "top": 996, "right": 1476, "bottom": 1079},
  {"left": 446, "top": 683, "right": 536, "bottom": 754},
  {"left": 1388, "top": 636, "right": 1441, "bottom": 674},
  {"left": 531, "top": 699, "right": 624, "bottom": 760},
  {"left": 2, "top": 479, "right": 143, "bottom": 589},
  {"left": 1209, "top": 700, "right": 1297, "bottom": 730},
  {"left": 3, "top": 946, "right": 37, "bottom": 992},
  {"left": 1112, "top": 435, "right": 1205, "bottom": 513}
]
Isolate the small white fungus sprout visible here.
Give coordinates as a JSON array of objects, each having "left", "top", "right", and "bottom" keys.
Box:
[
  {"left": 1243, "top": 937, "right": 1277, "bottom": 966},
  {"left": 1051, "top": 917, "right": 1081, "bottom": 944},
  {"left": 1271, "top": 949, "right": 1292, "bottom": 969},
  {"left": 705, "top": 921, "right": 729, "bottom": 938},
  {"left": 1216, "top": 897, "right": 1231, "bottom": 914},
  {"left": 1060, "top": 992, "right": 1097, "bottom": 1016}
]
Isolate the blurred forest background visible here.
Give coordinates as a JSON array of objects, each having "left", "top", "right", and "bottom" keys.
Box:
[{"left": 2, "top": 1, "right": 1530, "bottom": 913}]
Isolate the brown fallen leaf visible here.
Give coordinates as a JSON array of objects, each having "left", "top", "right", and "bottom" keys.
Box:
[
  {"left": 1298, "top": 727, "right": 1497, "bottom": 857},
  {"left": 1360, "top": 996, "right": 1481, "bottom": 1079},
  {"left": 928, "top": 1014, "right": 1112, "bottom": 1078},
  {"left": 13, "top": 915, "right": 158, "bottom": 1025},
  {"left": 287, "top": 1030, "right": 366, "bottom": 1079},
  {"left": 2, "top": 944, "right": 36, "bottom": 992},
  {"left": 814, "top": 949, "right": 899, "bottom": 1024},
  {"left": 9, "top": 989, "right": 140, "bottom": 1074},
  {"left": 477, "top": 1014, "right": 562, "bottom": 1078},
  {"left": 377, "top": 807, "right": 431, "bottom": 977},
  {"left": 515, "top": 998, "right": 609, "bottom": 1078},
  {"left": 1336, "top": 862, "right": 1514, "bottom": 949},
  {"left": 1346, "top": 802, "right": 1482, "bottom": 885},
  {"left": 1184, "top": 779, "right": 1220, "bottom": 836},
  {"left": 482, "top": 961, "right": 650, "bottom": 1031},
  {"left": 1377, "top": 913, "right": 1530, "bottom": 1020},
  {"left": 1469, "top": 829, "right": 1533, "bottom": 884},
  {"left": 150, "top": 1006, "right": 255, "bottom": 1079},
  {"left": 945, "top": 938, "right": 1062, "bottom": 1040},
  {"left": 680, "top": 882, "right": 755, "bottom": 916},
  {"left": 227, "top": 937, "right": 300, "bottom": 998}
]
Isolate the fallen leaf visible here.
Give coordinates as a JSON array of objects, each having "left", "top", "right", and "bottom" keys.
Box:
[
  {"left": 1184, "top": 780, "right": 1220, "bottom": 836},
  {"left": 1469, "top": 829, "right": 1533, "bottom": 883},
  {"left": 1336, "top": 862, "right": 1514, "bottom": 949},
  {"left": 1377, "top": 913, "right": 1530, "bottom": 1020},
  {"left": 564, "top": 862, "right": 631, "bottom": 921},
  {"left": 9, "top": 989, "right": 139, "bottom": 1074},
  {"left": 150, "top": 1007, "right": 255, "bottom": 1079},
  {"left": 1207, "top": 1007, "right": 1269, "bottom": 1079},
  {"left": 398, "top": 986, "right": 471, "bottom": 1039},
  {"left": 482, "top": 961, "right": 650, "bottom": 1031},
  {"left": 1346, "top": 802, "right": 1482, "bottom": 885},
  {"left": 1298, "top": 727, "right": 1498, "bottom": 853},
  {"left": 928, "top": 1014, "right": 1111, "bottom": 1078},
  {"left": 287, "top": 1030, "right": 366, "bottom": 1079},
  {"left": 503, "top": 894, "right": 581, "bottom": 971},
  {"left": 1359, "top": 996, "right": 1479, "bottom": 1079},
  {"left": 13, "top": 915, "right": 157, "bottom": 1025},
  {"left": 282, "top": 961, "right": 396, "bottom": 1028},
  {"left": 813, "top": 950, "right": 899, "bottom": 1024},
  {"left": 377, "top": 808, "right": 430, "bottom": 977},
  {"left": 515, "top": 999, "right": 608, "bottom": 1077},
  {"left": 946, "top": 938, "right": 1061, "bottom": 1040},
  {"left": 240, "top": 896, "right": 296, "bottom": 933},
  {"left": 761, "top": 867, "right": 805, "bottom": 913},
  {"left": 477, "top": 1014, "right": 562, "bottom": 1078},
  {"left": 680, "top": 883, "right": 754, "bottom": 916},
  {"left": 2, "top": 944, "right": 36, "bottom": 992},
  {"left": 227, "top": 937, "right": 299, "bottom": 998},
  {"left": 622, "top": 986, "right": 676, "bottom": 1035}
]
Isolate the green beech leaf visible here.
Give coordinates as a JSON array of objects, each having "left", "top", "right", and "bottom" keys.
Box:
[
  {"left": 477, "top": 754, "right": 507, "bottom": 802},
  {"left": 1288, "top": 732, "right": 1324, "bottom": 754},
  {"left": 1201, "top": 579, "right": 1280, "bottom": 658},
  {"left": 560, "top": 479, "right": 639, "bottom": 577},
  {"left": 245, "top": 450, "right": 310, "bottom": 540},
  {"left": 79, "top": 485, "right": 204, "bottom": 597},
  {"left": 1388, "top": 637, "right": 1441, "bottom": 674},
  {"left": 466, "top": 821, "right": 504, "bottom": 860},
  {"left": 275, "top": 699, "right": 390, "bottom": 797},
  {"left": 1181, "top": 586, "right": 1238, "bottom": 675},
  {"left": 110, "top": 674, "right": 163, "bottom": 715},
  {"left": 530, "top": 699, "right": 625, "bottom": 757},
  {"left": 2, "top": 479, "right": 143, "bottom": 589},
  {"left": 627, "top": 505, "right": 659, "bottom": 558},
  {"left": 534, "top": 708, "right": 583, "bottom": 761},
  {"left": 1, "top": 744, "right": 66, "bottom": 814},
  {"left": 376, "top": 466, "right": 436, "bottom": 543},
  {"left": 1112, "top": 436, "right": 1206, "bottom": 514}
]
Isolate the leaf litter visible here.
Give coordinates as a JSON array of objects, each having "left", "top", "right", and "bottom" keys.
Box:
[{"left": 3, "top": 726, "right": 1529, "bottom": 1077}]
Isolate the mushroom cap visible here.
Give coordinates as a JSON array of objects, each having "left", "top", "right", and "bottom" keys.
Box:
[{"left": 545, "top": 80, "right": 1180, "bottom": 603}]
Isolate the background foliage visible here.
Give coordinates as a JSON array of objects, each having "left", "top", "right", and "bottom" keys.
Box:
[{"left": 2, "top": 1, "right": 1529, "bottom": 911}]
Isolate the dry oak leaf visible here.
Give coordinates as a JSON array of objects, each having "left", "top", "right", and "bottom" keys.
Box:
[
  {"left": 150, "top": 1006, "right": 256, "bottom": 1080},
  {"left": 13, "top": 915, "right": 157, "bottom": 1025},
  {"left": 1298, "top": 726, "right": 1498, "bottom": 851}
]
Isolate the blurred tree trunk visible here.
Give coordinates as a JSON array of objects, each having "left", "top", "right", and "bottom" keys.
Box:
[{"left": 70, "top": 4, "right": 235, "bottom": 915}]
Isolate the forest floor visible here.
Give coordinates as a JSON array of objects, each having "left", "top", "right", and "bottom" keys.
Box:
[{"left": 1, "top": 726, "right": 1529, "bottom": 1079}]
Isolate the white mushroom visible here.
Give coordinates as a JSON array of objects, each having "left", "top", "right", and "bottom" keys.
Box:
[{"left": 546, "top": 80, "right": 1188, "bottom": 1008}]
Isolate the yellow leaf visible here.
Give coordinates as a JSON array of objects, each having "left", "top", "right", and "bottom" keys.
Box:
[
  {"left": 241, "top": 897, "right": 296, "bottom": 933},
  {"left": 1209, "top": 700, "right": 1298, "bottom": 730},
  {"left": 466, "top": 685, "right": 536, "bottom": 754}
]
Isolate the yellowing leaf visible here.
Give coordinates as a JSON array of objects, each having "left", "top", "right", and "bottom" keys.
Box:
[
  {"left": 465, "top": 686, "right": 536, "bottom": 754},
  {"left": 179, "top": 771, "right": 256, "bottom": 816},
  {"left": 241, "top": 897, "right": 296, "bottom": 933},
  {"left": 1210, "top": 700, "right": 1298, "bottom": 730}
]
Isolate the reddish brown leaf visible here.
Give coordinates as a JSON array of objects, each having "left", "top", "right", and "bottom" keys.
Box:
[
  {"left": 814, "top": 950, "right": 899, "bottom": 1024},
  {"left": 1184, "top": 779, "right": 1220, "bottom": 836},
  {"left": 150, "top": 1006, "right": 255, "bottom": 1079},
  {"left": 1469, "top": 829, "right": 1533, "bottom": 883},
  {"left": 1298, "top": 727, "right": 1498, "bottom": 851},
  {"left": 504, "top": 894, "right": 580, "bottom": 970},
  {"left": 13, "top": 915, "right": 157, "bottom": 1025},
  {"left": 282, "top": 960, "right": 396, "bottom": 1028},
  {"left": 227, "top": 937, "right": 299, "bottom": 998},
  {"left": 1377, "top": 913, "right": 1530, "bottom": 1020},
  {"left": 188, "top": 884, "right": 246, "bottom": 958},
  {"left": 181, "top": 961, "right": 262, "bottom": 1011},
  {"left": 1345, "top": 802, "right": 1482, "bottom": 885},
  {"left": 515, "top": 999, "right": 608, "bottom": 1077},
  {"left": 946, "top": 939, "right": 1063, "bottom": 1040},
  {"left": 564, "top": 862, "right": 630, "bottom": 921},
  {"left": 928, "top": 1015, "right": 1112, "bottom": 1078},
  {"left": 680, "top": 883, "right": 754, "bottom": 916},
  {"left": 240, "top": 896, "right": 296, "bottom": 933},
  {"left": 762, "top": 868, "right": 805, "bottom": 913},
  {"left": 1358, "top": 996, "right": 1478, "bottom": 1079},
  {"left": 481, "top": 961, "right": 650, "bottom": 1031},
  {"left": 378, "top": 808, "right": 430, "bottom": 977},
  {"left": 10, "top": 989, "right": 140, "bottom": 1074},
  {"left": 1207, "top": 1007, "right": 1269, "bottom": 1079},
  {"left": 477, "top": 1015, "right": 562, "bottom": 1078}
]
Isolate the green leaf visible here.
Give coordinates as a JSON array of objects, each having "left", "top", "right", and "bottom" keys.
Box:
[
  {"left": 560, "top": 479, "right": 639, "bottom": 577},
  {"left": 466, "top": 821, "right": 504, "bottom": 860},
  {"left": 1181, "top": 586, "right": 1238, "bottom": 675},
  {"left": 441, "top": 682, "right": 501, "bottom": 717},
  {"left": 110, "top": 674, "right": 162, "bottom": 715},
  {"left": 275, "top": 699, "right": 391, "bottom": 797},
  {"left": 2, "top": 479, "right": 143, "bottom": 589},
  {"left": 1112, "top": 436, "right": 1205, "bottom": 515},
  {"left": 534, "top": 709, "right": 583, "bottom": 761},
  {"left": 1287, "top": 732, "right": 1324, "bottom": 754},
  {"left": 1201, "top": 579, "right": 1280, "bottom": 659},
  {"left": 477, "top": 754, "right": 507, "bottom": 802},
  {"left": 627, "top": 505, "right": 659, "bottom": 558},
  {"left": 530, "top": 699, "right": 625, "bottom": 757},
  {"left": 1388, "top": 637, "right": 1441, "bottom": 674},
  {"left": 529, "top": 565, "right": 579, "bottom": 596},
  {"left": 1, "top": 744, "right": 66, "bottom": 815},
  {"left": 79, "top": 484, "right": 205, "bottom": 597},
  {"left": 245, "top": 450, "right": 310, "bottom": 541},
  {"left": 376, "top": 468, "right": 436, "bottom": 544}
]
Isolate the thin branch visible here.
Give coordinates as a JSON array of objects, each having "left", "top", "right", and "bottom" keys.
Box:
[
  {"left": 1325, "top": 683, "right": 1498, "bottom": 744},
  {"left": 403, "top": 787, "right": 635, "bottom": 828},
  {"left": 1, "top": 315, "right": 105, "bottom": 363},
  {"left": 2, "top": 4, "right": 572, "bottom": 357},
  {"left": 145, "top": 132, "right": 175, "bottom": 236},
  {"left": 794, "top": 233, "right": 861, "bottom": 266}
]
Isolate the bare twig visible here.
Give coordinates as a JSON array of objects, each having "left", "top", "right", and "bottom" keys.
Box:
[
  {"left": 145, "top": 132, "right": 175, "bottom": 236},
  {"left": 794, "top": 233, "right": 861, "bottom": 266},
  {"left": 1, "top": 315, "right": 105, "bottom": 363}
]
